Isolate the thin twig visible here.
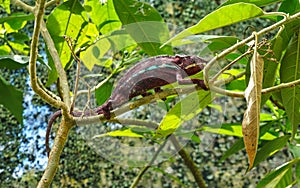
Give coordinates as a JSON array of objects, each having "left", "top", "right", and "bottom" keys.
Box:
[
  {"left": 130, "top": 138, "right": 169, "bottom": 188},
  {"left": 76, "top": 71, "right": 115, "bottom": 97},
  {"left": 64, "top": 36, "right": 81, "bottom": 112},
  {"left": 79, "top": 78, "right": 94, "bottom": 114},
  {"left": 214, "top": 71, "right": 246, "bottom": 86},
  {"left": 210, "top": 49, "right": 252, "bottom": 83},
  {"left": 45, "top": 0, "right": 59, "bottom": 8},
  {"left": 204, "top": 12, "right": 300, "bottom": 87},
  {"left": 261, "top": 79, "right": 300, "bottom": 94}
]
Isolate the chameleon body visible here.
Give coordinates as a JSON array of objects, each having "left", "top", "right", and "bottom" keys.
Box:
[{"left": 46, "top": 55, "right": 208, "bottom": 156}]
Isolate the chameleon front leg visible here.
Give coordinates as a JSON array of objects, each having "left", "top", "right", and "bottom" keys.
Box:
[{"left": 95, "top": 100, "right": 113, "bottom": 119}]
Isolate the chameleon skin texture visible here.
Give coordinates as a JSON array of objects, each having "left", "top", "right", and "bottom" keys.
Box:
[{"left": 46, "top": 55, "right": 207, "bottom": 156}]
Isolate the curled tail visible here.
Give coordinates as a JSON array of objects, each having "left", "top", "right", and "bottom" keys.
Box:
[
  {"left": 46, "top": 101, "right": 111, "bottom": 157},
  {"left": 46, "top": 110, "right": 62, "bottom": 157}
]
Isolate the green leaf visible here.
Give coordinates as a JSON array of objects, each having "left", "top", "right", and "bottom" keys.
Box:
[
  {"left": 288, "top": 143, "right": 300, "bottom": 186},
  {"left": 260, "top": 51, "right": 279, "bottom": 105},
  {"left": 0, "top": 76, "right": 23, "bottom": 124},
  {"left": 84, "top": 0, "right": 121, "bottom": 34},
  {"left": 203, "top": 123, "right": 243, "bottom": 137},
  {"left": 81, "top": 37, "right": 111, "bottom": 70},
  {"left": 46, "top": 0, "right": 88, "bottom": 81},
  {"left": 9, "top": 33, "right": 30, "bottom": 44},
  {"left": 76, "top": 22, "right": 99, "bottom": 49},
  {"left": 163, "top": 3, "right": 264, "bottom": 46},
  {"left": 0, "top": 13, "right": 34, "bottom": 24},
  {"left": 81, "top": 31, "right": 137, "bottom": 70},
  {"left": 0, "top": 0, "right": 10, "bottom": 14},
  {"left": 280, "top": 29, "right": 300, "bottom": 137},
  {"left": 4, "top": 17, "right": 27, "bottom": 33},
  {"left": 278, "top": 0, "right": 300, "bottom": 15},
  {"left": 0, "top": 45, "right": 10, "bottom": 55},
  {"left": 172, "top": 35, "right": 239, "bottom": 50},
  {"left": 0, "top": 55, "right": 29, "bottom": 69},
  {"left": 261, "top": 20, "right": 300, "bottom": 105},
  {"left": 199, "top": 36, "right": 244, "bottom": 55},
  {"left": 113, "top": 0, "right": 172, "bottom": 55},
  {"left": 93, "top": 126, "right": 145, "bottom": 138},
  {"left": 108, "top": 31, "right": 137, "bottom": 53},
  {"left": 155, "top": 90, "right": 212, "bottom": 138},
  {"left": 289, "top": 143, "right": 300, "bottom": 158},
  {"left": 95, "top": 81, "right": 113, "bottom": 106},
  {"left": 220, "top": 122, "right": 278, "bottom": 161},
  {"left": 221, "top": 0, "right": 281, "bottom": 7},
  {"left": 257, "top": 158, "right": 300, "bottom": 188},
  {"left": 253, "top": 135, "right": 291, "bottom": 168}
]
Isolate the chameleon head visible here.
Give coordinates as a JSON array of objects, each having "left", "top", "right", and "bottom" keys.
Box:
[{"left": 180, "top": 55, "right": 207, "bottom": 75}]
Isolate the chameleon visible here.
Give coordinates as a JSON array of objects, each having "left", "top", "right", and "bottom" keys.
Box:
[{"left": 46, "top": 55, "right": 208, "bottom": 156}]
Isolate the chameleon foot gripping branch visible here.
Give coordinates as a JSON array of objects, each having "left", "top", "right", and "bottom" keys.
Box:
[{"left": 46, "top": 55, "right": 208, "bottom": 157}]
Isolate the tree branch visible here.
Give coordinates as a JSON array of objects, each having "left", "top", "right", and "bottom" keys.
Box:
[
  {"left": 40, "top": 20, "right": 71, "bottom": 108},
  {"left": 28, "top": 0, "right": 68, "bottom": 111},
  {"left": 170, "top": 135, "right": 207, "bottom": 188},
  {"left": 37, "top": 117, "right": 75, "bottom": 187},
  {"left": 23, "top": 0, "right": 74, "bottom": 186},
  {"left": 11, "top": 0, "right": 34, "bottom": 12},
  {"left": 130, "top": 138, "right": 168, "bottom": 188}
]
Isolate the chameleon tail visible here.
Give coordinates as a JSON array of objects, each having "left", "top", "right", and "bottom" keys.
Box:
[{"left": 46, "top": 110, "right": 62, "bottom": 157}]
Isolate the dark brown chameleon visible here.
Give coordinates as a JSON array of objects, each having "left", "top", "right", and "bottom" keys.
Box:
[{"left": 46, "top": 55, "right": 208, "bottom": 156}]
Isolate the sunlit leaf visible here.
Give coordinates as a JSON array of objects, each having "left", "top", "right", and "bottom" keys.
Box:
[
  {"left": 242, "top": 52, "right": 264, "bottom": 169},
  {"left": 155, "top": 91, "right": 212, "bottom": 138},
  {"left": 84, "top": 0, "right": 121, "bottom": 34},
  {"left": 0, "top": 0, "right": 10, "bottom": 14},
  {"left": 93, "top": 126, "right": 146, "bottom": 138},
  {"left": 81, "top": 37, "right": 111, "bottom": 70},
  {"left": 203, "top": 123, "right": 243, "bottom": 137},
  {"left": 163, "top": 3, "right": 264, "bottom": 46},
  {"left": 46, "top": 0, "right": 88, "bottom": 82}
]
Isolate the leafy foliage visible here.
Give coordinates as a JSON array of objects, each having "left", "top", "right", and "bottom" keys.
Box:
[{"left": 1, "top": 0, "right": 300, "bottom": 187}]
